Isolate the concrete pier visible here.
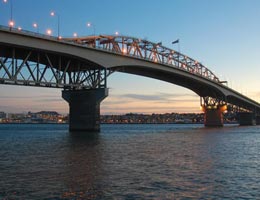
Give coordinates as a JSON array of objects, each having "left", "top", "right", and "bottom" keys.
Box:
[
  {"left": 238, "top": 112, "right": 256, "bottom": 126},
  {"left": 62, "top": 88, "right": 108, "bottom": 132},
  {"left": 256, "top": 116, "right": 260, "bottom": 125},
  {"left": 204, "top": 108, "right": 223, "bottom": 127}
]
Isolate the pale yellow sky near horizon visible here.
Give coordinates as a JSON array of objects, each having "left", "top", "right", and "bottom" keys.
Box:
[
  {"left": 0, "top": 73, "right": 202, "bottom": 114},
  {"left": 1, "top": 71, "right": 259, "bottom": 115}
]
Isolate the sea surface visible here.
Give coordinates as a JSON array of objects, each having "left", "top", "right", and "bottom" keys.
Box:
[{"left": 0, "top": 123, "right": 259, "bottom": 199}]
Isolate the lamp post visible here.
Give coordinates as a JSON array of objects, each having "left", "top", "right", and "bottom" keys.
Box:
[
  {"left": 46, "top": 29, "right": 52, "bottom": 36},
  {"left": 9, "top": 20, "right": 14, "bottom": 28},
  {"left": 33, "top": 23, "right": 39, "bottom": 33},
  {"left": 87, "top": 22, "right": 96, "bottom": 47},
  {"left": 3, "top": 0, "right": 14, "bottom": 30},
  {"left": 50, "top": 11, "right": 61, "bottom": 39},
  {"left": 87, "top": 22, "right": 96, "bottom": 36}
]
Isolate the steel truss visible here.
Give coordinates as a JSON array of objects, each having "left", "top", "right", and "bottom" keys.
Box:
[
  {"left": 64, "top": 35, "right": 220, "bottom": 82},
  {"left": 201, "top": 96, "right": 226, "bottom": 110},
  {"left": 227, "top": 104, "right": 249, "bottom": 113},
  {"left": 0, "top": 47, "right": 110, "bottom": 89},
  {"left": 201, "top": 96, "right": 252, "bottom": 113}
]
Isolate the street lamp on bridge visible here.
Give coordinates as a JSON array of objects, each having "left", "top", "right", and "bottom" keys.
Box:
[
  {"left": 3, "top": 0, "right": 14, "bottom": 30},
  {"left": 87, "top": 22, "right": 96, "bottom": 36},
  {"left": 87, "top": 22, "right": 96, "bottom": 47},
  {"left": 46, "top": 29, "right": 52, "bottom": 36},
  {"left": 50, "top": 11, "right": 61, "bottom": 39},
  {"left": 8, "top": 20, "right": 14, "bottom": 29},
  {"left": 33, "top": 23, "right": 39, "bottom": 33}
]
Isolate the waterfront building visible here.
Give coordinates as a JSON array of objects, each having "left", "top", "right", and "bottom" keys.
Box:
[{"left": 0, "top": 111, "right": 6, "bottom": 119}]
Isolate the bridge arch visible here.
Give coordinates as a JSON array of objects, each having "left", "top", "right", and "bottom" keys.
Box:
[{"left": 108, "top": 64, "right": 225, "bottom": 99}]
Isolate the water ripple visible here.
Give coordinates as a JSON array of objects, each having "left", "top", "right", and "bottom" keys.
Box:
[{"left": 0, "top": 124, "right": 259, "bottom": 199}]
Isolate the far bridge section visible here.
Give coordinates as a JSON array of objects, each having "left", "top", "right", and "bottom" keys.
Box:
[{"left": 1, "top": 25, "right": 260, "bottom": 131}]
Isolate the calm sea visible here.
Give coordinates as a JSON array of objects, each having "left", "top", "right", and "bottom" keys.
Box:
[{"left": 0, "top": 124, "right": 259, "bottom": 199}]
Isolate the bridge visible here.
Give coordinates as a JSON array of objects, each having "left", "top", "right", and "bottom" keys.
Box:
[{"left": 1, "top": 25, "right": 260, "bottom": 131}]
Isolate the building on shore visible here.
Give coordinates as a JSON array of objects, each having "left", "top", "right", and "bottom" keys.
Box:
[
  {"left": 0, "top": 111, "right": 67, "bottom": 123},
  {"left": 0, "top": 111, "right": 238, "bottom": 124},
  {"left": 0, "top": 111, "right": 7, "bottom": 122}
]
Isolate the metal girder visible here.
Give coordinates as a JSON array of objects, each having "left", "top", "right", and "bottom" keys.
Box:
[
  {"left": 200, "top": 96, "right": 253, "bottom": 114},
  {"left": 201, "top": 96, "right": 226, "bottom": 108},
  {"left": 227, "top": 104, "right": 249, "bottom": 113},
  {"left": 63, "top": 35, "right": 220, "bottom": 83},
  {"left": 0, "top": 47, "right": 108, "bottom": 90}
]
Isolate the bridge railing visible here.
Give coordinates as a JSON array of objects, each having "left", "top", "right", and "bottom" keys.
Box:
[{"left": 0, "top": 25, "right": 60, "bottom": 41}]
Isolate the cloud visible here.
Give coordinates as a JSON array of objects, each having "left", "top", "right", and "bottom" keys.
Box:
[
  {"left": 114, "top": 92, "right": 198, "bottom": 102},
  {"left": 0, "top": 88, "right": 200, "bottom": 114},
  {"left": 0, "top": 96, "right": 33, "bottom": 99},
  {"left": 101, "top": 104, "right": 200, "bottom": 114},
  {"left": 102, "top": 99, "right": 131, "bottom": 105},
  {"left": 124, "top": 94, "right": 166, "bottom": 101},
  {"left": 0, "top": 95, "right": 60, "bottom": 99},
  {"left": 101, "top": 92, "right": 199, "bottom": 114},
  {"left": 36, "top": 98, "right": 64, "bottom": 103},
  {"left": 0, "top": 95, "right": 67, "bottom": 113}
]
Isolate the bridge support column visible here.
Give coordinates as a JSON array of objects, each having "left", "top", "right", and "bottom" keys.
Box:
[
  {"left": 238, "top": 112, "right": 256, "bottom": 126},
  {"left": 62, "top": 88, "right": 108, "bottom": 132},
  {"left": 256, "top": 116, "right": 260, "bottom": 125},
  {"left": 204, "top": 108, "right": 223, "bottom": 127}
]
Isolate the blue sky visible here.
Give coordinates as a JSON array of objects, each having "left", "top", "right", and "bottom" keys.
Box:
[{"left": 1, "top": 0, "right": 260, "bottom": 114}]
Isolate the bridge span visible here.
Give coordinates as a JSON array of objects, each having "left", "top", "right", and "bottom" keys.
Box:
[{"left": 0, "top": 26, "right": 260, "bottom": 131}]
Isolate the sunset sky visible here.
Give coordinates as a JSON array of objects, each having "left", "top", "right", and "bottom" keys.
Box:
[{"left": 1, "top": 0, "right": 260, "bottom": 114}]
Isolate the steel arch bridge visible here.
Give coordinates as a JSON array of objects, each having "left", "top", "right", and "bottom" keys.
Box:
[{"left": 0, "top": 26, "right": 260, "bottom": 130}]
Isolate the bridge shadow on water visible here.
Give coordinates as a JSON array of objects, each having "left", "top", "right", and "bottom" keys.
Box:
[
  {"left": 69, "top": 130, "right": 100, "bottom": 141},
  {"left": 61, "top": 130, "right": 105, "bottom": 199}
]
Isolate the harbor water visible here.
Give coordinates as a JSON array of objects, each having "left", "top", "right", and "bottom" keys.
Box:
[{"left": 0, "top": 124, "right": 259, "bottom": 199}]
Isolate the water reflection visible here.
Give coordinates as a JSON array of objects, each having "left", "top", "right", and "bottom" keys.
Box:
[
  {"left": 97, "top": 127, "right": 217, "bottom": 199},
  {"left": 69, "top": 131, "right": 100, "bottom": 142},
  {"left": 61, "top": 131, "right": 104, "bottom": 199}
]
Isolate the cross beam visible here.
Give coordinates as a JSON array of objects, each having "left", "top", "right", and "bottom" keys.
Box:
[{"left": 0, "top": 46, "right": 110, "bottom": 89}]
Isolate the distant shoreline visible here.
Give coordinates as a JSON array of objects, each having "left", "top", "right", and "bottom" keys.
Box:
[{"left": 0, "top": 122, "right": 239, "bottom": 125}]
